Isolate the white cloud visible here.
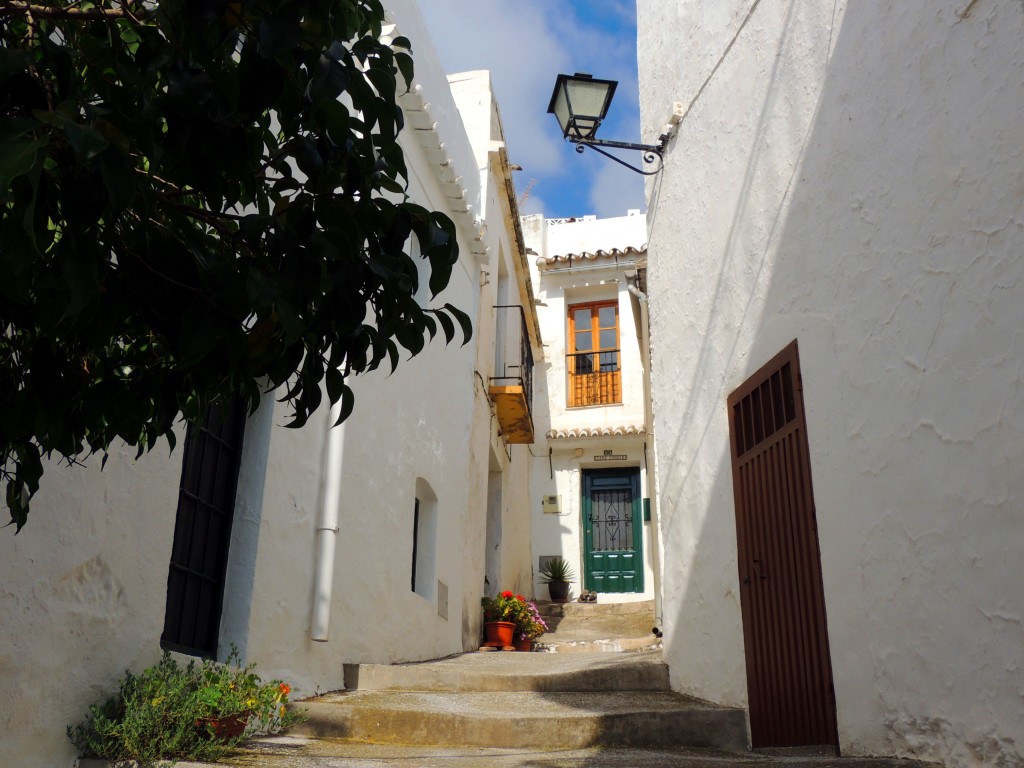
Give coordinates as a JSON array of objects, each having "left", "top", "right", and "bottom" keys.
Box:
[
  {"left": 420, "top": 0, "right": 570, "bottom": 175},
  {"left": 519, "top": 191, "right": 547, "bottom": 218},
  {"left": 417, "top": 0, "right": 645, "bottom": 218},
  {"left": 588, "top": 156, "right": 646, "bottom": 219}
]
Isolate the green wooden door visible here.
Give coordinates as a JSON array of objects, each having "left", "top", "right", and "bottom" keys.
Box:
[{"left": 582, "top": 468, "right": 643, "bottom": 593}]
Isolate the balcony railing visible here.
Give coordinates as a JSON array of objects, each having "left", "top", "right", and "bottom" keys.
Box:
[
  {"left": 488, "top": 305, "right": 535, "bottom": 443},
  {"left": 567, "top": 350, "right": 621, "bottom": 407}
]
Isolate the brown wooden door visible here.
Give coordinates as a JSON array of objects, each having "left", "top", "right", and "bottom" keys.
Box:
[{"left": 727, "top": 340, "right": 839, "bottom": 749}]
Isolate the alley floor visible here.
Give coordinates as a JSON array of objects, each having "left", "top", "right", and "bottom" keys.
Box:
[
  {"left": 197, "top": 601, "right": 940, "bottom": 768},
  {"left": 222, "top": 737, "right": 940, "bottom": 768}
]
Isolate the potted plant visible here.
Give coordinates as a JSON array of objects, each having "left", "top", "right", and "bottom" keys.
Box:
[
  {"left": 482, "top": 591, "right": 548, "bottom": 650},
  {"left": 481, "top": 591, "right": 524, "bottom": 647},
  {"left": 514, "top": 599, "right": 548, "bottom": 651},
  {"left": 192, "top": 647, "right": 295, "bottom": 741},
  {"left": 69, "top": 646, "right": 304, "bottom": 766},
  {"left": 539, "top": 557, "right": 575, "bottom": 603}
]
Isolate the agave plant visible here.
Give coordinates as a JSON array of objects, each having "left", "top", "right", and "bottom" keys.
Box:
[{"left": 539, "top": 557, "right": 575, "bottom": 584}]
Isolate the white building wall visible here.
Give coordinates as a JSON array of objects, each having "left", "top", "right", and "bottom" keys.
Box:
[
  {"left": 447, "top": 69, "right": 538, "bottom": 603},
  {"left": 0, "top": 443, "right": 185, "bottom": 768},
  {"left": 640, "top": 1, "right": 1024, "bottom": 765}
]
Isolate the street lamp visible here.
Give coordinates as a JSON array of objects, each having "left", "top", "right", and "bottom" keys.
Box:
[{"left": 547, "top": 73, "right": 670, "bottom": 176}]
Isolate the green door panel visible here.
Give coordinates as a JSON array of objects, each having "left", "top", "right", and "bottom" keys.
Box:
[{"left": 582, "top": 468, "right": 643, "bottom": 593}]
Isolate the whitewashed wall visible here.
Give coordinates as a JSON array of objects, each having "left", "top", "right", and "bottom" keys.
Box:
[
  {"left": 639, "top": 1, "right": 1024, "bottom": 765},
  {"left": 0, "top": 442, "right": 185, "bottom": 767},
  {"left": 0, "top": 1, "right": 535, "bottom": 763},
  {"left": 448, "top": 69, "right": 538, "bottom": 607}
]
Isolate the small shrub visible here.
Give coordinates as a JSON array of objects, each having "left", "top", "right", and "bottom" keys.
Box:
[
  {"left": 482, "top": 591, "right": 547, "bottom": 641},
  {"left": 538, "top": 557, "right": 574, "bottom": 584},
  {"left": 68, "top": 646, "right": 303, "bottom": 767}
]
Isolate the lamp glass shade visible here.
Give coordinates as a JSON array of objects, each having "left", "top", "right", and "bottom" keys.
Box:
[{"left": 547, "top": 73, "right": 618, "bottom": 140}]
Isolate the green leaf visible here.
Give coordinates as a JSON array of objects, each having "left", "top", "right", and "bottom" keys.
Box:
[
  {"left": 333, "top": 383, "right": 354, "bottom": 426},
  {"left": 306, "top": 55, "right": 349, "bottom": 103},
  {"left": 320, "top": 100, "right": 350, "bottom": 147},
  {"left": 99, "top": 148, "right": 136, "bottom": 215},
  {"left": 325, "top": 365, "right": 344, "bottom": 405},
  {"left": 394, "top": 51, "right": 414, "bottom": 92},
  {"left": 63, "top": 122, "right": 109, "bottom": 164},
  {"left": 0, "top": 136, "right": 46, "bottom": 192},
  {"left": 0, "top": 118, "right": 39, "bottom": 144},
  {"left": 422, "top": 314, "right": 436, "bottom": 341},
  {"left": 434, "top": 309, "right": 455, "bottom": 344},
  {"left": 395, "top": 323, "right": 424, "bottom": 357},
  {"left": 444, "top": 303, "right": 473, "bottom": 346},
  {"left": 0, "top": 46, "right": 31, "bottom": 80},
  {"left": 257, "top": 15, "right": 303, "bottom": 57}
]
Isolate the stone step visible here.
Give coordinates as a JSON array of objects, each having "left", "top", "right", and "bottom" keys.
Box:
[
  {"left": 235, "top": 736, "right": 943, "bottom": 768},
  {"left": 537, "top": 634, "right": 663, "bottom": 654},
  {"left": 532, "top": 598, "right": 660, "bottom": 653},
  {"left": 345, "top": 648, "right": 670, "bottom": 692},
  {"left": 292, "top": 688, "right": 749, "bottom": 752},
  {"left": 537, "top": 599, "right": 658, "bottom": 640}
]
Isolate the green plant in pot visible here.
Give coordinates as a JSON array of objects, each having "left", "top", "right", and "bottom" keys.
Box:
[
  {"left": 539, "top": 557, "right": 575, "bottom": 603},
  {"left": 68, "top": 647, "right": 303, "bottom": 766}
]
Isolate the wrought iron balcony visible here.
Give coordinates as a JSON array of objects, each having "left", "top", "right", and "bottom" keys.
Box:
[
  {"left": 567, "top": 350, "right": 621, "bottom": 407},
  {"left": 488, "top": 305, "right": 535, "bottom": 444}
]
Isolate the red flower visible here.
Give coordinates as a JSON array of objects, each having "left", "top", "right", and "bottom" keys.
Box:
[
  {"left": 500, "top": 590, "right": 514, "bottom": 599},
  {"left": 278, "top": 683, "right": 291, "bottom": 695},
  {"left": 515, "top": 595, "right": 525, "bottom": 602}
]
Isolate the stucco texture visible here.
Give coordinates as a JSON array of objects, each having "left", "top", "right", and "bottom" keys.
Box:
[{"left": 640, "top": 1, "right": 1023, "bottom": 766}]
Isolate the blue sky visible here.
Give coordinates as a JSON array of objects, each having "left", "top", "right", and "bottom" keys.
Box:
[{"left": 420, "top": 1, "right": 645, "bottom": 220}]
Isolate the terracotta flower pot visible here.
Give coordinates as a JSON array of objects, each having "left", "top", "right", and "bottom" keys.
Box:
[
  {"left": 196, "top": 711, "right": 249, "bottom": 741},
  {"left": 483, "top": 620, "right": 516, "bottom": 647},
  {"left": 514, "top": 638, "right": 533, "bottom": 652}
]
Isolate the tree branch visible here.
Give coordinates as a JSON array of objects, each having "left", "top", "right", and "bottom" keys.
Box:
[{"left": 0, "top": 1, "right": 134, "bottom": 20}]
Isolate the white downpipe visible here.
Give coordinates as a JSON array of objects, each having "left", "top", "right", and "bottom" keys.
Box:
[
  {"left": 311, "top": 399, "right": 345, "bottom": 642},
  {"left": 627, "top": 283, "right": 648, "bottom": 302}
]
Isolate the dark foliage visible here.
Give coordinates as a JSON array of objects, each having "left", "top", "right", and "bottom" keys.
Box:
[{"left": 0, "top": 0, "right": 471, "bottom": 530}]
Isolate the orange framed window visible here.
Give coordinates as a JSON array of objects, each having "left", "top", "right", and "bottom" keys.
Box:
[{"left": 567, "top": 300, "right": 621, "bottom": 407}]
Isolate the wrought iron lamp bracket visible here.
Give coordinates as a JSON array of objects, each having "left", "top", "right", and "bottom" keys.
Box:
[{"left": 569, "top": 134, "right": 670, "bottom": 176}]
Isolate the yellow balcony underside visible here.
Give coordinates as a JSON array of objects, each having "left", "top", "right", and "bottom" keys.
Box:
[{"left": 488, "top": 385, "right": 535, "bottom": 444}]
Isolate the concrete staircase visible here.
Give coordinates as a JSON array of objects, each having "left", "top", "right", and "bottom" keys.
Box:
[
  {"left": 293, "top": 648, "right": 747, "bottom": 752},
  {"left": 535, "top": 598, "right": 662, "bottom": 653},
  {"left": 226, "top": 603, "right": 941, "bottom": 768},
  {"left": 283, "top": 600, "right": 745, "bottom": 754}
]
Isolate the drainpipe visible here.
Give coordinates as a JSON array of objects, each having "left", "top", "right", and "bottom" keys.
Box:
[
  {"left": 311, "top": 399, "right": 345, "bottom": 642},
  {"left": 628, "top": 270, "right": 661, "bottom": 632}
]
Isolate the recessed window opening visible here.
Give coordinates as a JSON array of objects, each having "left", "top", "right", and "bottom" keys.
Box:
[
  {"left": 162, "top": 398, "right": 246, "bottom": 658},
  {"left": 412, "top": 478, "right": 438, "bottom": 600}
]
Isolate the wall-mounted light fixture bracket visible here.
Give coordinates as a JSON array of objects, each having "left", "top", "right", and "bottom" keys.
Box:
[{"left": 547, "top": 73, "right": 670, "bottom": 176}]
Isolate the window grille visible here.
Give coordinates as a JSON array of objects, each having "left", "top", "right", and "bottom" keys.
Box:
[{"left": 161, "top": 399, "right": 246, "bottom": 658}]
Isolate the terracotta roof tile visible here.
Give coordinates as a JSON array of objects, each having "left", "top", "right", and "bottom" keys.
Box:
[
  {"left": 546, "top": 424, "right": 647, "bottom": 440},
  {"left": 536, "top": 246, "right": 646, "bottom": 267}
]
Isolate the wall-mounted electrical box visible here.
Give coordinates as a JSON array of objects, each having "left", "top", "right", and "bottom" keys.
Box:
[{"left": 542, "top": 494, "right": 561, "bottom": 514}]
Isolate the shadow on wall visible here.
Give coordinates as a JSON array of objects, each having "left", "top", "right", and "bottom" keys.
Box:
[
  {"left": 528, "top": 356, "right": 580, "bottom": 602},
  {"left": 655, "top": 0, "right": 1024, "bottom": 764}
]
